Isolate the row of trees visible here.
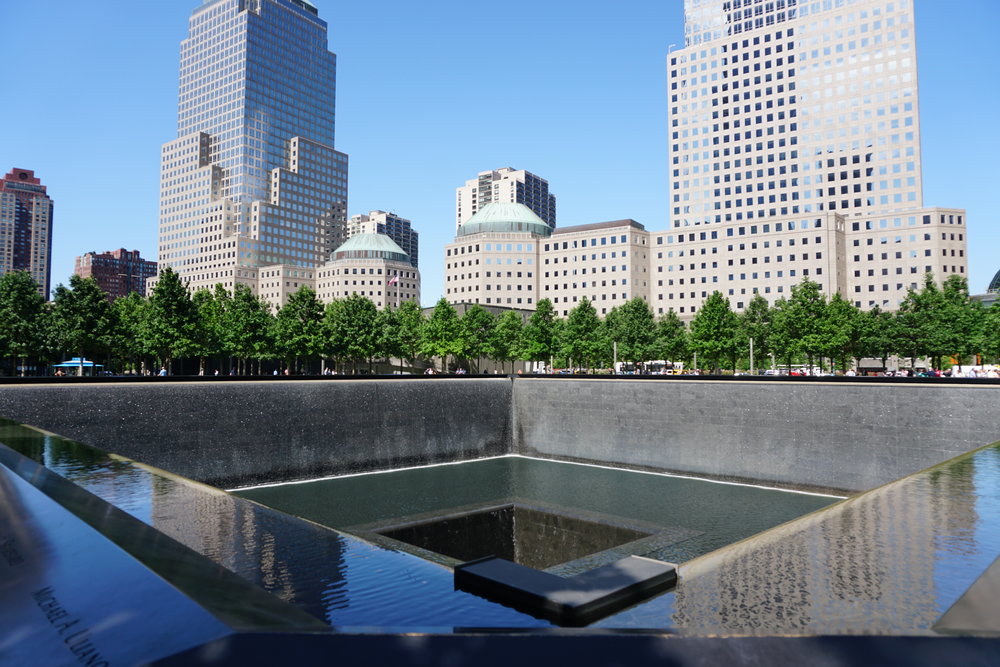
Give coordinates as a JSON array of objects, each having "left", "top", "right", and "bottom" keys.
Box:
[
  {"left": 686, "top": 274, "right": 989, "bottom": 373},
  {"left": 0, "top": 268, "right": 993, "bottom": 376}
]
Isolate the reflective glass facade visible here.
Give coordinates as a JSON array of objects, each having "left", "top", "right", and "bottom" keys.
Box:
[{"left": 157, "top": 0, "right": 348, "bottom": 298}]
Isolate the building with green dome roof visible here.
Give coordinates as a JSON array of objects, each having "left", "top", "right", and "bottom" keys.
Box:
[
  {"left": 446, "top": 203, "right": 651, "bottom": 313},
  {"left": 316, "top": 233, "right": 420, "bottom": 308},
  {"left": 456, "top": 202, "right": 554, "bottom": 238},
  {"left": 972, "top": 269, "right": 1000, "bottom": 309},
  {"left": 446, "top": 203, "right": 551, "bottom": 309}
]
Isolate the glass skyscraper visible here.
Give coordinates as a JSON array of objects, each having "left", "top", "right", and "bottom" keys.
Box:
[{"left": 157, "top": 0, "right": 348, "bottom": 298}]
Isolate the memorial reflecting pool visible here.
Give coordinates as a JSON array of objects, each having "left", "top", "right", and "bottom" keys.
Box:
[
  {"left": 234, "top": 457, "right": 838, "bottom": 571},
  {"left": 2, "top": 415, "right": 999, "bottom": 636}
]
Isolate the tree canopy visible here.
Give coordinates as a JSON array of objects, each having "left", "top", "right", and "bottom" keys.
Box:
[{"left": 0, "top": 273, "right": 990, "bottom": 376}]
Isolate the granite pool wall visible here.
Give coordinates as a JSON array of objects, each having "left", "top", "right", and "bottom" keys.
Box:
[
  {"left": 513, "top": 376, "right": 1000, "bottom": 492},
  {"left": 1, "top": 376, "right": 998, "bottom": 492},
  {"left": 0, "top": 377, "right": 512, "bottom": 488}
]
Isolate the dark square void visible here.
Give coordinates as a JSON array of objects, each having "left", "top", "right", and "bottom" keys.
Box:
[{"left": 376, "top": 503, "right": 652, "bottom": 571}]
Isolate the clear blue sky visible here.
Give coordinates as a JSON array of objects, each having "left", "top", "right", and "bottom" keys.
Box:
[{"left": 3, "top": 0, "right": 997, "bottom": 305}]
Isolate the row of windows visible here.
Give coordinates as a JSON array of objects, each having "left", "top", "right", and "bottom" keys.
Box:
[
  {"left": 448, "top": 284, "right": 534, "bottom": 293},
  {"left": 545, "top": 252, "right": 630, "bottom": 263},
  {"left": 658, "top": 217, "right": 825, "bottom": 243},
  {"left": 545, "top": 266, "right": 629, "bottom": 276},
  {"left": 544, "top": 280, "right": 629, "bottom": 289},
  {"left": 448, "top": 242, "right": 536, "bottom": 256},
  {"left": 545, "top": 235, "right": 631, "bottom": 250}
]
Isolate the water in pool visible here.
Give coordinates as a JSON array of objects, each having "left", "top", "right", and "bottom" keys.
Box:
[{"left": 235, "top": 456, "right": 839, "bottom": 570}]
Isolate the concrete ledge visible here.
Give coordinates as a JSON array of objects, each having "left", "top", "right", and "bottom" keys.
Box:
[{"left": 454, "top": 556, "right": 677, "bottom": 626}]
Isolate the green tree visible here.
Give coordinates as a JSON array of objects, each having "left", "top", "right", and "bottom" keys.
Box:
[
  {"left": 940, "top": 275, "right": 984, "bottom": 366},
  {"left": 420, "top": 298, "right": 462, "bottom": 372},
  {"left": 822, "top": 293, "right": 858, "bottom": 373},
  {"left": 767, "top": 297, "right": 796, "bottom": 370},
  {"left": 146, "top": 267, "right": 199, "bottom": 374},
  {"left": 274, "top": 286, "right": 324, "bottom": 373},
  {"left": 225, "top": 284, "right": 274, "bottom": 374},
  {"left": 560, "top": 297, "right": 604, "bottom": 370},
  {"left": 689, "top": 291, "right": 738, "bottom": 373},
  {"left": 738, "top": 294, "right": 772, "bottom": 372},
  {"left": 843, "top": 305, "right": 878, "bottom": 372},
  {"left": 605, "top": 297, "right": 657, "bottom": 366},
  {"left": 786, "top": 279, "right": 828, "bottom": 370},
  {"left": 655, "top": 309, "right": 689, "bottom": 367},
  {"left": 895, "top": 274, "right": 951, "bottom": 370},
  {"left": 521, "top": 298, "right": 558, "bottom": 369},
  {"left": 111, "top": 292, "right": 151, "bottom": 374},
  {"left": 459, "top": 304, "right": 495, "bottom": 373},
  {"left": 192, "top": 285, "right": 229, "bottom": 374},
  {"left": 0, "top": 271, "right": 46, "bottom": 375},
  {"left": 50, "top": 275, "right": 114, "bottom": 375},
  {"left": 868, "top": 306, "right": 899, "bottom": 371},
  {"left": 323, "top": 294, "right": 379, "bottom": 373},
  {"left": 487, "top": 310, "right": 524, "bottom": 374},
  {"left": 395, "top": 300, "right": 425, "bottom": 370},
  {"left": 376, "top": 306, "right": 403, "bottom": 372},
  {"left": 983, "top": 302, "right": 1000, "bottom": 363}
]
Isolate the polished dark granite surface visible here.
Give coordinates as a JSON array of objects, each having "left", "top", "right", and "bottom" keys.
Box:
[{"left": 0, "top": 456, "right": 235, "bottom": 665}]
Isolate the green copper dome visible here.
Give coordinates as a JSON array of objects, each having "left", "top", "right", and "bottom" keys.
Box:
[
  {"left": 988, "top": 269, "right": 1000, "bottom": 293},
  {"left": 332, "top": 233, "right": 409, "bottom": 263},
  {"left": 457, "top": 202, "right": 553, "bottom": 237}
]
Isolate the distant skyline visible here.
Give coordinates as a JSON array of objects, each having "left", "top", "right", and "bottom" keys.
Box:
[{"left": 3, "top": 0, "right": 997, "bottom": 304}]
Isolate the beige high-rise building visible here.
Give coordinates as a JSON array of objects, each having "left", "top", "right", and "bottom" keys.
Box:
[
  {"left": 455, "top": 168, "right": 556, "bottom": 231},
  {"left": 541, "top": 221, "right": 651, "bottom": 317},
  {"left": 659, "top": 0, "right": 967, "bottom": 317}
]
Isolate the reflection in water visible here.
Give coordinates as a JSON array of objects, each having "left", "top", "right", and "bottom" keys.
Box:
[
  {"left": 669, "top": 444, "right": 998, "bottom": 635},
  {"left": 0, "top": 420, "right": 544, "bottom": 628},
  {"left": 3, "top": 417, "right": 999, "bottom": 634},
  {"left": 149, "top": 477, "right": 349, "bottom": 618}
]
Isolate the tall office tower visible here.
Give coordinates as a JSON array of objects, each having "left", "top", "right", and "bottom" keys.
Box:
[
  {"left": 155, "top": 0, "right": 348, "bottom": 300},
  {"left": 455, "top": 168, "right": 556, "bottom": 231},
  {"left": 348, "top": 211, "right": 419, "bottom": 267},
  {"left": 657, "top": 0, "right": 966, "bottom": 317},
  {"left": 0, "top": 169, "right": 53, "bottom": 298},
  {"left": 75, "top": 249, "right": 158, "bottom": 301}
]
